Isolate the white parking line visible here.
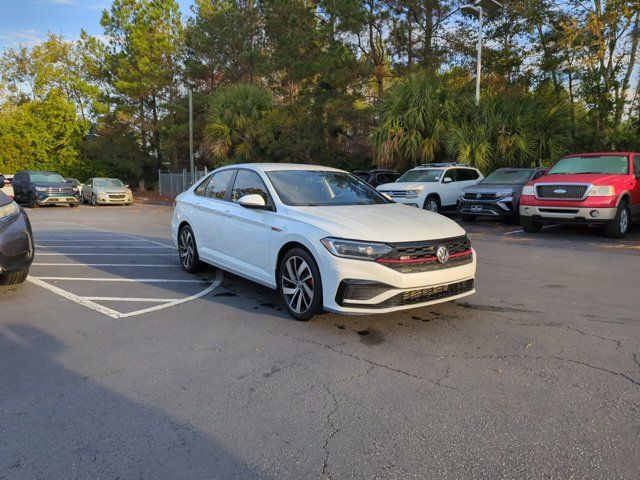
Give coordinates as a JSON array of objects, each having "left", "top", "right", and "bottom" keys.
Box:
[
  {"left": 505, "top": 229, "right": 524, "bottom": 235},
  {"left": 35, "top": 245, "right": 172, "bottom": 249},
  {"left": 34, "top": 277, "right": 206, "bottom": 283},
  {"left": 36, "top": 239, "right": 151, "bottom": 243},
  {"left": 83, "top": 296, "right": 182, "bottom": 302},
  {"left": 32, "top": 263, "right": 177, "bottom": 267},
  {"left": 37, "top": 253, "right": 175, "bottom": 256}
]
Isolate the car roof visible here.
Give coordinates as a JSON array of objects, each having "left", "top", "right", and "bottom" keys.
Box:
[{"left": 218, "top": 163, "right": 345, "bottom": 173}]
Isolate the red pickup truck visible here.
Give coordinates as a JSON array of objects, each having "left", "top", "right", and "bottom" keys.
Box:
[{"left": 519, "top": 152, "right": 640, "bottom": 238}]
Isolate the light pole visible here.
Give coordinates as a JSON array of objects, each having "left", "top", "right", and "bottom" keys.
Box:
[{"left": 461, "top": 0, "right": 502, "bottom": 105}]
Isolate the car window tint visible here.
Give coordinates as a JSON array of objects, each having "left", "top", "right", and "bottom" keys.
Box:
[
  {"left": 634, "top": 155, "right": 640, "bottom": 175},
  {"left": 446, "top": 169, "right": 461, "bottom": 182},
  {"left": 466, "top": 169, "right": 479, "bottom": 180},
  {"left": 194, "top": 175, "right": 211, "bottom": 196},
  {"left": 231, "top": 170, "right": 271, "bottom": 205},
  {"left": 533, "top": 170, "right": 546, "bottom": 180},
  {"left": 205, "top": 170, "right": 235, "bottom": 200}
]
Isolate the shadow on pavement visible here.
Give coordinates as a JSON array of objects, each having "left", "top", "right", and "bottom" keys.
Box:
[{"left": 0, "top": 323, "right": 275, "bottom": 480}]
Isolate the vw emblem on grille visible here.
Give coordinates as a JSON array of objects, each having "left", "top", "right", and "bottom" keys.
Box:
[
  {"left": 476, "top": 193, "right": 482, "bottom": 199},
  {"left": 554, "top": 189, "right": 567, "bottom": 194},
  {"left": 436, "top": 246, "right": 450, "bottom": 264}
]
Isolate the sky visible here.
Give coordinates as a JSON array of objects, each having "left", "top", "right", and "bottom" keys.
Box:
[{"left": 0, "top": 0, "right": 195, "bottom": 51}]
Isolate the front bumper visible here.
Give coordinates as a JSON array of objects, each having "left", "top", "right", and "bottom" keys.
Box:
[
  {"left": 0, "top": 210, "right": 34, "bottom": 273},
  {"left": 382, "top": 195, "right": 421, "bottom": 207},
  {"left": 458, "top": 197, "right": 514, "bottom": 217},
  {"left": 95, "top": 194, "right": 133, "bottom": 205},
  {"left": 320, "top": 249, "right": 477, "bottom": 314},
  {"left": 35, "top": 192, "right": 79, "bottom": 205},
  {"left": 519, "top": 205, "right": 617, "bottom": 222}
]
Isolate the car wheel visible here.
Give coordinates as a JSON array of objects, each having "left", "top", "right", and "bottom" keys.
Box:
[
  {"left": 521, "top": 217, "right": 542, "bottom": 233},
  {"left": 28, "top": 193, "right": 39, "bottom": 208},
  {"left": 460, "top": 214, "right": 476, "bottom": 222},
  {"left": 70, "top": 202, "right": 79, "bottom": 208},
  {"left": 91, "top": 194, "right": 97, "bottom": 206},
  {"left": 604, "top": 200, "right": 630, "bottom": 239},
  {"left": 0, "top": 268, "right": 29, "bottom": 286},
  {"left": 178, "top": 225, "right": 203, "bottom": 273},
  {"left": 279, "top": 248, "right": 322, "bottom": 321},
  {"left": 509, "top": 211, "right": 521, "bottom": 225},
  {"left": 423, "top": 196, "right": 440, "bottom": 213}
]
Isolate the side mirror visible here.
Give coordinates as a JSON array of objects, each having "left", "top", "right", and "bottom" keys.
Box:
[
  {"left": 443, "top": 177, "right": 453, "bottom": 184},
  {"left": 238, "top": 194, "right": 267, "bottom": 209}
]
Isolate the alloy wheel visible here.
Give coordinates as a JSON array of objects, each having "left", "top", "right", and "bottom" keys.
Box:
[
  {"left": 281, "top": 256, "right": 314, "bottom": 314},
  {"left": 425, "top": 199, "right": 438, "bottom": 212},
  {"left": 179, "top": 229, "right": 195, "bottom": 269},
  {"left": 620, "top": 207, "right": 629, "bottom": 234}
]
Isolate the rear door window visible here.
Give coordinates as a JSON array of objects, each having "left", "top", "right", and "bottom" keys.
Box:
[
  {"left": 633, "top": 155, "right": 640, "bottom": 175},
  {"left": 205, "top": 170, "right": 235, "bottom": 200}
]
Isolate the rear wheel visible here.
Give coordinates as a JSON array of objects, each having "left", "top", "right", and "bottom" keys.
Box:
[
  {"left": 279, "top": 248, "right": 322, "bottom": 321},
  {"left": 0, "top": 268, "right": 29, "bottom": 286},
  {"left": 521, "top": 217, "right": 542, "bottom": 233},
  {"left": 178, "top": 225, "right": 204, "bottom": 273},
  {"left": 604, "top": 200, "right": 630, "bottom": 238}
]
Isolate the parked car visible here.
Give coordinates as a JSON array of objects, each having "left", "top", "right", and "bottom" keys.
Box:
[
  {"left": 172, "top": 164, "right": 476, "bottom": 320},
  {"left": 82, "top": 178, "right": 133, "bottom": 206},
  {"left": 12, "top": 171, "right": 79, "bottom": 208},
  {"left": 352, "top": 169, "right": 401, "bottom": 188},
  {"left": 519, "top": 152, "right": 640, "bottom": 238},
  {"left": 457, "top": 167, "right": 548, "bottom": 222},
  {"left": 0, "top": 177, "right": 34, "bottom": 286},
  {"left": 1, "top": 174, "right": 14, "bottom": 198},
  {"left": 376, "top": 163, "right": 484, "bottom": 213}
]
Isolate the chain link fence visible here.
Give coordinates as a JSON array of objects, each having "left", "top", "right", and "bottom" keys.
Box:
[{"left": 158, "top": 168, "right": 209, "bottom": 199}]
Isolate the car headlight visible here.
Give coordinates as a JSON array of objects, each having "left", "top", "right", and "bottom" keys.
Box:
[
  {"left": 405, "top": 189, "right": 423, "bottom": 197},
  {"left": 0, "top": 201, "right": 20, "bottom": 221},
  {"left": 35, "top": 186, "right": 46, "bottom": 192},
  {"left": 72, "top": 186, "right": 78, "bottom": 192},
  {"left": 522, "top": 185, "right": 535, "bottom": 196},
  {"left": 320, "top": 237, "right": 393, "bottom": 261},
  {"left": 495, "top": 190, "right": 513, "bottom": 198},
  {"left": 587, "top": 185, "right": 615, "bottom": 197}
]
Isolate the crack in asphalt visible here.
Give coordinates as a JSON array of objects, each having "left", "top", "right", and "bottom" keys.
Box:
[{"left": 564, "top": 326, "right": 622, "bottom": 351}]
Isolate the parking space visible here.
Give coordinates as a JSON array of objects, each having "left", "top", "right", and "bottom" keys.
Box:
[{"left": 27, "top": 223, "right": 222, "bottom": 318}]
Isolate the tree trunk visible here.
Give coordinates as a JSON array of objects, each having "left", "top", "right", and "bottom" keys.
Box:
[{"left": 616, "top": 13, "right": 640, "bottom": 125}]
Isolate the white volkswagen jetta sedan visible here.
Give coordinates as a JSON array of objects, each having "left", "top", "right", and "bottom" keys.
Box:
[{"left": 172, "top": 164, "right": 476, "bottom": 320}]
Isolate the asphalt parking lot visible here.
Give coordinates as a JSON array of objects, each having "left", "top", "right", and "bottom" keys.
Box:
[{"left": 1, "top": 203, "right": 639, "bottom": 479}]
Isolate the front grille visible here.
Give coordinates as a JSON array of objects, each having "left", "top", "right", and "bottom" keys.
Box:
[
  {"left": 378, "top": 279, "right": 475, "bottom": 308},
  {"left": 539, "top": 208, "right": 579, "bottom": 214},
  {"left": 463, "top": 193, "right": 495, "bottom": 200},
  {"left": 385, "top": 190, "right": 416, "bottom": 198},
  {"left": 536, "top": 184, "right": 588, "bottom": 200},
  {"left": 109, "top": 194, "right": 126, "bottom": 199},
  {"left": 377, "top": 235, "right": 473, "bottom": 273},
  {"left": 42, "top": 187, "right": 74, "bottom": 194}
]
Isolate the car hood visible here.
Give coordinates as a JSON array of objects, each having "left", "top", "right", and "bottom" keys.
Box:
[
  {"left": 532, "top": 174, "right": 623, "bottom": 185},
  {"left": 286, "top": 203, "right": 467, "bottom": 242},
  {"left": 463, "top": 183, "right": 522, "bottom": 194},
  {"left": 377, "top": 182, "right": 427, "bottom": 191}
]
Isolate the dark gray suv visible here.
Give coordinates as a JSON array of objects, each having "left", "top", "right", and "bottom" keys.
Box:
[
  {"left": 458, "top": 168, "right": 547, "bottom": 222},
  {"left": 0, "top": 176, "right": 34, "bottom": 286}
]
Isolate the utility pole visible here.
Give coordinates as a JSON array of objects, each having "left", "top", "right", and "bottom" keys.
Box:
[
  {"left": 461, "top": 0, "right": 503, "bottom": 105},
  {"left": 189, "top": 90, "right": 194, "bottom": 182}
]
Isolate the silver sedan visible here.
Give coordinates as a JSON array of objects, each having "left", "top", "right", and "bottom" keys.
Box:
[{"left": 82, "top": 178, "right": 134, "bottom": 206}]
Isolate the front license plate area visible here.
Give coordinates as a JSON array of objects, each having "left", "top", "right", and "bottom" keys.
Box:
[{"left": 471, "top": 205, "right": 482, "bottom": 212}]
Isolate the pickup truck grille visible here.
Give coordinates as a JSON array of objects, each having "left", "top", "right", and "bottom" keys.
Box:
[
  {"left": 376, "top": 235, "right": 473, "bottom": 273},
  {"left": 536, "top": 184, "right": 588, "bottom": 200}
]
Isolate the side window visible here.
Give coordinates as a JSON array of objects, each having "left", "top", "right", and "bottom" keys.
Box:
[
  {"left": 194, "top": 175, "right": 211, "bottom": 196},
  {"left": 205, "top": 170, "right": 235, "bottom": 200},
  {"left": 86, "top": 179, "right": 93, "bottom": 187},
  {"left": 445, "top": 169, "right": 461, "bottom": 182},
  {"left": 533, "top": 170, "right": 546, "bottom": 180},
  {"left": 633, "top": 155, "right": 640, "bottom": 175},
  {"left": 231, "top": 170, "right": 271, "bottom": 205},
  {"left": 466, "top": 169, "right": 480, "bottom": 181}
]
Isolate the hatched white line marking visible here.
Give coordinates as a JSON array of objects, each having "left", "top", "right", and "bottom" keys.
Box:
[
  {"left": 27, "top": 277, "right": 121, "bottom": 318},
  {"left": 36, "top": 253, "right": 175, "bottom": 256},
  {"left": 83, "top": 296, "right": 182, "bottom": 302},
  {"left": 34, "top": 277, "right": 205, "bottom": 283},
  {"left": 32, "top": 263, "right": 177, "bottom": 267},
  {"left": 27, "top": 270, "right": 224, "bottom": 319}
]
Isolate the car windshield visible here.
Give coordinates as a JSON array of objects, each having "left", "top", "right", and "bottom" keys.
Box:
[
  {"left": 547, "top": 156, "right": 629, "bottom": 175},
  {"left": 397, "top": 169, "right": 443, "bottom": 182},
  {"left": 29, "top": 173, "right": 66, "bottom": 183},
  {"left": 94, "top": 179, "right": 125, "bottom": 187},
  {"left": 481, "top": 169, "right": 534, "bottom": 185},
  {"left": 266, "top": 170, "right": 390, "bottom": 206}
]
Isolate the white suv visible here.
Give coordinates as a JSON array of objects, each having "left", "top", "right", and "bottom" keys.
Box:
[{"left": 377, "top": 163, "right": 483, "bottom": 212}]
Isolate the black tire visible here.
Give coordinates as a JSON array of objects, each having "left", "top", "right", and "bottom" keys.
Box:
[
  {"left": 0, "top": 268, "right": 29, "bottom": 286},
  {"left": 28, "top": 193, "right": 39, "bottom": 208},
  {"left": 460, "top": 214, "right": 476, "bottom": 222},
  {"left": 508, "top": 211, "right": 521, "bottom": 225},
  {"left": 521, "top": 217, "right": 542, "bottom": 233},
  {"left": 278, "top": 248, "right": 323, "bottom": 321},
  {"left": 69, "top": 202, "right": 79, "bottom": 208},
  {"left": 604, "top": 200, "right": 631, "bottom": 239},
  {"left": 91, "top": 194, "right": 97, "bottom": 206},
  {"left": 423, "top": 195, "right": 440, "bottom": 213},
  {"left": 178, "top": 225, "right": 204, "bottom": 273}
]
